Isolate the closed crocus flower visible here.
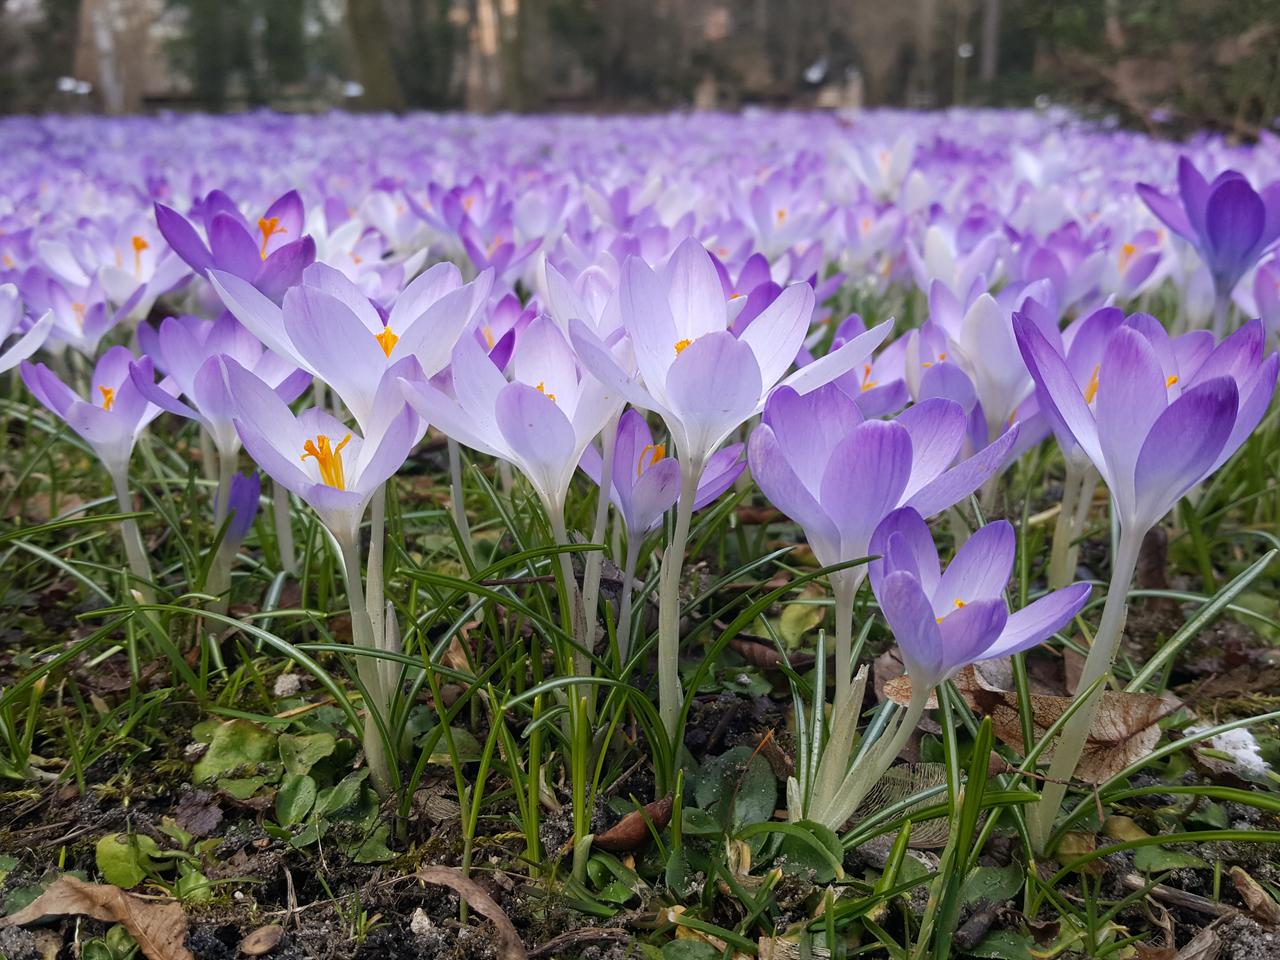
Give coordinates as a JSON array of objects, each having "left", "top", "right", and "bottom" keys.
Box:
[{"left": 1137, "top": 156, "right": 1280, "bottom": 333}]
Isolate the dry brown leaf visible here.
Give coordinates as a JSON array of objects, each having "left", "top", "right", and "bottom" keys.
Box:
[
  {"left": 239, "top": 924, "right": 285, "bottom": 956},
  {"left": 416, "top": 866, "right": 525, "bottom": 960},
  {"left": 2, "top": 876, "right": 194, "bottom": 960},
  {"left": 1175, "top": 925, "right": 1222, "bottom": 960},
  {"left": 594, "top": 795, "right": 673, "bottom": 852},
  {"left": 957, "top": 667, "right": 1170, "bottom": 783},
  {"left": 1230, "top": 867, "right": 1280, "bottom": 926}
]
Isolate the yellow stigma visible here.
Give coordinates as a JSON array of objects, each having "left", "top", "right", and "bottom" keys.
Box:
[
  {"left": 536, "top": 381, "right": 557, "bottom": 403},
  {"left": 1166, "top": 374, "right": 1178, "bottom": 388},
  {"left": 775, "top": 208, "right": 788, "bottom": 223},
  {"left": 861, "top": 363, "right": 878, "bottom": 392},
  {"left": 375, "top": 326, "right": 399, "bottom": 358},
  {"left": 638, "top": 442, "right": 665, "bottom": 476},
  {"left": 131, "top": 235, "right": 149, "bottom": 275},
  {"left": 1118, "top": 241, "right": 1136, "bottom": 270},
  {"left": 257, "top": 216, "right": 285, "bottom": 259},
  {"left": 482, "top": 326, "right": 495, "bottom": 349},
  {"left": 1, "top": 253, "right": 12, "bottom": 268},
  {"left": 860, "top": 216, "right": 872, "bottom": 234},
  {"left": 936, "top": 598, "right": 966, "bottom": 623},
  {"left": 487, "top": 235, "right": 505, "bottom": 257},
  {"left": 301, "top": 433, "right": 351, "bottom": 490},
  {"left": 72, "top": 302, "right": 86, "bottom": 328},
  {"left": 1083, "top": 363, "right": 1100, "bottom": 404},
  {"left": 674, "top": 338, "right": 693, "bottom": 356},
  {"left": 99, "top": 385, "right": 115, "bottom": 411}
]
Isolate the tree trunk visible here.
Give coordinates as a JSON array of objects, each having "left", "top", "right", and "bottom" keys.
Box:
[{"left": 348, "top": 0, "right": 406, "bottom": 111}]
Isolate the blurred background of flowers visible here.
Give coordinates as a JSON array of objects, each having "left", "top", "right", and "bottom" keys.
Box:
[{"left": 0, "top": 0, "right": 1276, "bottom": 136}]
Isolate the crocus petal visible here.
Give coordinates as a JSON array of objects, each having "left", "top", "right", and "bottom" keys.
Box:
[
  {"left": 937, "top": 599, "right": 1008, "bottom": 678},
  {"left": 1205, "top": 178, "right": 1265, "bottom": 286},
  {"left": 495, "top": 381, "right": 577, "bottom": 507},
  {"left": 619, "top": 256, "right": 678, "bottom": 405},
  {"left": 876, "top": 569, "right": 945, "bottom": 689},
  {"left": 869, "top": 507, "right": 940, "bottom": 599},
  {"left": 748, "top": 424, "right": 840, "bottom": 564},
  {"left": 905, "top": 424, "right": 1018, "bottom": 518},
  {"left": 738, "top": 282, "right": 814, "bottom": 389},
  {"left": 896, "top": 397, "right": 966, "bottom": 499},
  {"left": 1132, "top": 376, "right": 1238, "bottom": 527},
  {"left": 692, "top": 443, "right": 746, "bottom": 511},
  {"left": 779, "top": 318, "right": 892, "bottom": 398},
  {"left": 155, "top": 203, "right": 213, "bottom": 274},
  {"left": 984, "top": 583, "right": 1091, "bottom": 660},
  {"left": 664, "top": 330, "right": 762, "bottom": 463},
  {"left": 632, "top": 457, "right": 682, "bottom": 533},
  {"left": 1014, "top": 315, "right": 1103, "bottom": 470},
  {"left": 210, "top": 213, "right": 263, "bottom": 280},
  {"left": 820, "top": 419, "right": 912, "bottom": 558},
  {"left": 935, "top": 520, "right": 1015, "bottom": 614},
  {"left": 662, "top": 237, "right": 727, "bottom": 340}
]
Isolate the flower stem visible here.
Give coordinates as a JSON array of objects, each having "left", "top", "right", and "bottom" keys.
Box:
[
  {"left": 337, "top": 532, "right": 392, "bottom": 796},
  {"left": 546, "top": 498, "right": 589, "bottom": 682},
  {"left": 367, "top": 484, "right": 387, "bottom": 687},
  {"left": 272, "top": 481, "right": 297, "bottom": 576},
  {"left": 830, "top": 571, "right": 863, "bottom": 721},
  {"left": 1029, "top": 524, "right": 1143, "bottom": 852},
  {"left": 1048, "top": 461, "right": 1085, "bottom": 590},
  {"left": 447, "top": 438, "right": 475, "bottom": 567},
  {"left": 616, "top": 537, "right": 641, "bottom": 666},
  {"left": 580, "top": 411, "right": 620, "bottom": 662},
  {"left": 1212, "top": 292, "right": 1231, "bottom": 339},
  {"left": 111, "top": 470, "right": 156, "bottom": 607},
  {"left": 658, "top": 460, "right": 701, "bottom": 745}
]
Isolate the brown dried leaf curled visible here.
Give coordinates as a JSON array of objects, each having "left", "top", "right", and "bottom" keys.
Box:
[
  {"left": 593, "top": 794, "right": 674, "bottom": 852},
  {"left": 416, "top": 866, "right": 526, "bottom": 960}
]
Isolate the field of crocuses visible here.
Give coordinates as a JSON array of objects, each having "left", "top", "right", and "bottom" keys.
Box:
[{"left": 2, "top": 107, "right": 1280, "bottom": 959}]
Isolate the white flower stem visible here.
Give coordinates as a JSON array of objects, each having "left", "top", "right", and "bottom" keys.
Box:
[
  {"left": 111, "top": 470, "right": 156, "bottom": 607},
  {"left": 1212, "top": 292, "right": 1230, "bottom": 339},
  {"left": 546, "top": 498, "right": 589, "bottom": 682},
  {"left": 1048, "top": 462, "right": 1085, "bottom": 590},
  {"left": 830, "top": 571, "right": 863, "bottom": 721},
  {"left": 1029, "top": 524, "right": 1144, "bottom": 852},
  {"left": 272, "top": 481, "right": 297, "bottom": 576},
  {"left": 616, "top": 537, "right": 641, "bottom": 667},
  {"left": 198, "top": 428, "right": 217, "bottom": 483},
  {"left": 207, "top": 447, "right": 239, "bottom": 619},
  {"left": 447, "top": 438, "right": 476, "bottom": 567},
  {"left": 658, "top": 460, "right": 701, "bottom": 744},
  {"left": 337, "top": 531, "right": 393, "bottom": 796},
  {"left": 367, "top": 484, "right": 387, "bottom": 686},
  {"left": 580, "top": 411, "right": 620, "bottom": 663}
]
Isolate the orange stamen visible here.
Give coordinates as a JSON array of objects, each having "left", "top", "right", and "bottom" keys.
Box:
[
  {"left": 300, "top": 433, "right": 351, "bottom": 489},
  {"left": 375, "top": 327, "right": 399, "bottom": 358},
  {"left": 257, "top": 216, "right": 285, "bottom": 259},
  {"left": 99, "top": 385, "right": 115, "bottom": 411},
  {"left": 638, "top": 443, "right": 665, "bottom": 476}
]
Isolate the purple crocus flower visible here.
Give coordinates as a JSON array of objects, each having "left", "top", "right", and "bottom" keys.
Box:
[
  {"left": 870, "top": 507, "right": 1092, "bottom": 692},
  {"left": 579, "top": 408, "right": 744, "bottom": 539},
  {"left": 1016, "top": 316, "right": 1278, "bottom": 534},
  {"left": 155, "top": 190, "right": 316, "bottom": 302},
  {"left": 21, "top": 346, "right": 170, "bottom": 481},
  {"left": 1137, "top": 157, "right": 1280, "bottom": 331}
]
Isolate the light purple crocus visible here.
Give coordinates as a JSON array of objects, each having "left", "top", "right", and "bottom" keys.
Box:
[
  {"left": 400, "top": 314, "right": 619, "bottom": 522},
  {"left": 21, "top": 346, "right": 169, "bottom": 481},
  {"left": 1137, "top": 157, "right": 1280, "bottom": 332},
  {"left": 220, "top": 470, "right": 261, "bottom": 548},
  {"left": 870, "top": 507, "right": 1091, "bottom": 692},
  {"left": 211, "top": 261, "right": 491, "bottom": 432},
  {"left": 224, "top": 357, "right": 416, "bottom": 546}
]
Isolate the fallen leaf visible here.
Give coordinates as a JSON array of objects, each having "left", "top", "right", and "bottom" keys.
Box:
[
  {"left": 1230, "top": 866, "right": 1280, "bottom": 926},
  {"left": 957, "top": 667, "right": 1172, "bottom": 783},
  {"left": 416, "top": 867, "right": 525, "bottom": 960},
  {"left": 2, "top": 876, "right": 194, "bottom": 960},
  {"left": 593, "top": 795, "right": 673, "bottom": 852},
  {"left": 1175, "top": 925, "right": 1221, "bottom": 960},
  {"left": 239, "top": 924, "right": 284, "bottom": 956}
]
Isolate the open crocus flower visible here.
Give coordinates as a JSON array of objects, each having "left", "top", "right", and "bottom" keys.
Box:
[
  {"left": 870, "top": 508, "right": 1092, "bottom": 692},
  {"left": 155, "top": 189, "right": 316, "bottom": 302},
  {"left": 570, "top": 236, "right": 883, "bottom": 474},
  {"left": 21, "top": 346, "right": 170, "bottom": 481},
  {"left": 0, "top": 284, "right": 52, "bottom": 375},
  {"left": 579, "top": 407, "right": 744, "bottom": 540},
  {"left": 400, "top": 314, "right": 619, "bottom": 519},
  {"left": 224, "top": 357, "right": 416, "bottom": 545},
  {"left": 210, "top": 262, "right": 492, "bottom": 431},
  {"left": 1016, "top": 315, "right": 1278, "bottom": 535},
  {"left": 1137, "top": 156, "right": 1280, "bottom": 331}
]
